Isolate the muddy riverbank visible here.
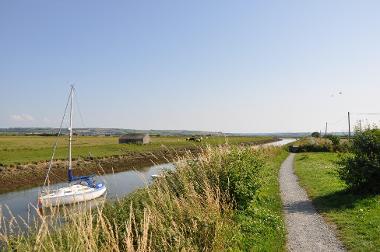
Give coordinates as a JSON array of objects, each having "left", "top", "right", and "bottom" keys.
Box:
[
  {"left": 0, "top": 138, "right": 279, "bottom": 193},
  {"left": 0, "top": 138, "right": 278, "bottom": 194},
  {"left": 0, "top": 148, "right": 198, "bottom": 194}
]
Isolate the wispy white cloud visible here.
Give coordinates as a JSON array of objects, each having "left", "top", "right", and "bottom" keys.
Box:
[{"left": 10, "top": 114, "right": 35, "bottom": 122}]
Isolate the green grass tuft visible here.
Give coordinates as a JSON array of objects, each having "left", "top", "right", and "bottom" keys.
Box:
[{"left": 295, "top": 152, "right": 380, "bottom": 251}]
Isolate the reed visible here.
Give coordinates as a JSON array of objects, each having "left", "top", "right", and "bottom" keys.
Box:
[{"left": 0, "top": 145, "right": 286, "bottom": 251}]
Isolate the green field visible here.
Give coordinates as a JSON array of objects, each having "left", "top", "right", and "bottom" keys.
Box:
[
  {"left": 0, "top": 135, "right": 272, "bottom": 166},
  {"left": 295, "top": 153, "right": 380, "bottom": 251}
]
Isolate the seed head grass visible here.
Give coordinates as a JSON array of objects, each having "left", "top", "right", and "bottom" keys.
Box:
[{"left": 1, "top": 145, "right": 287, "bottom": 251}]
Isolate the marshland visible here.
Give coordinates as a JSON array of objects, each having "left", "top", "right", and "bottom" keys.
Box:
[
  {"left": 0, "top": 135, "right": 275, "bottom": 193},
  {"left": 0, "top": 138, "right": 292, "bottom": 251},
  {"left": 2, "top": 0, "right": 380, "bottom": 251}
]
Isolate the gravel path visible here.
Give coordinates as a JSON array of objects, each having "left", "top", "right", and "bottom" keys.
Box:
[{"left": 279, "top": 154, "right": 346, "bottom": 252}]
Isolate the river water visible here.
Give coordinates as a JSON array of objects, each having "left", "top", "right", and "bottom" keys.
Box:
[{"left": 0, "top": 138, "right": 295, "bottom": 230}]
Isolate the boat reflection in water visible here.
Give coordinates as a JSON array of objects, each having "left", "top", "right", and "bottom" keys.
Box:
[{"left": 0, "top": 163, "right": 174, "bottom": 235}]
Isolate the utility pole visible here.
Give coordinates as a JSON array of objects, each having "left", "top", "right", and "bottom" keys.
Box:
[
  {"left": 325, "top": 122, "right": 328, "bottom": 136},
  {"left": 348, "top": 112, "right": 351, "bottom": 141}
]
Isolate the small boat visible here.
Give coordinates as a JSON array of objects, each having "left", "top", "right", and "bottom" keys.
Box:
[
  {"left": 39, "top": 86, "right": 106, "bottom": 208},
  {"left": 151, "top": 174, "right": 165, "bottom": 179},
  {"left": 38, "top": 183, "right": 106, "bottom": 207}
]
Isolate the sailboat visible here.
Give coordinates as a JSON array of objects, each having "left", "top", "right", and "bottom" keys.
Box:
[{"left": 38, "top": 86, "right": 106, "bottom": 208}]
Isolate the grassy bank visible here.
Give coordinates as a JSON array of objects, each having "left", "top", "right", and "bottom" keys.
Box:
[
  {"left": 295, "top": 153, "right": 380, "bottom": 251},
  {"left": 0, "top": 135, "right": 273, "bottom": 166},
  {"left": 1, "top": 145, "right": 288, "bottom": 251}
]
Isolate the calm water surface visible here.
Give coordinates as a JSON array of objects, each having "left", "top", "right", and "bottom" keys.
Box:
[{"left": 0, "top": 163, "right": 174, "bottom": 230}]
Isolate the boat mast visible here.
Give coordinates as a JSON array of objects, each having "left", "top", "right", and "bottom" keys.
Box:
[{"left": 68, "top": 85, "right": 74, "bottom": 181}]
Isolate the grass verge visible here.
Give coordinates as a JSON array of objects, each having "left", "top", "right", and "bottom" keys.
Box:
[
  {"left": 295, "top": 153, "right": 380, "bottom": 251},
  {"left": 1, "top": 145, "right": 288, "bottom": 251}
]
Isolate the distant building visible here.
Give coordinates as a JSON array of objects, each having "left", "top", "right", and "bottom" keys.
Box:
[{"left": 119, "top": 133, "right": 150, "bottom": 144}]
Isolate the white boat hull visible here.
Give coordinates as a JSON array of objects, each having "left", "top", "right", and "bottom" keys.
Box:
[{"left": 39, "top": 184, "right": 106, "bottom": 207}]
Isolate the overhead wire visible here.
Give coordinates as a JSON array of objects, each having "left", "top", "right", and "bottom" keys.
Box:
[{"left": 351, "top": 112, "right": 380, "bottom": 115}]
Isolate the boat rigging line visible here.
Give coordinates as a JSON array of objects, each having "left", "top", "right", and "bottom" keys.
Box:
[{"left": 42, "top": 86, "right": 73, "bottom": 189}]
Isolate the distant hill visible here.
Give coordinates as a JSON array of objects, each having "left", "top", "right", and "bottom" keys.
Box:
[
  {"left": 0, "top": 128, "right": 349, "bottom": 137},
  {"left": 0, "top": 128, "right": 225, "bottom": 136}
]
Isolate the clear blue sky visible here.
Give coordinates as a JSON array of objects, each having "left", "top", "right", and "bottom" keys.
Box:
[{"left": 1, "top": 0, "right": 379, "bottom": 133}]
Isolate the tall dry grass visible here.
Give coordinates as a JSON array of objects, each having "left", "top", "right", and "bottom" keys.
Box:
[{"left": 0, "top": 145, "right": 282, "bottom": 251}]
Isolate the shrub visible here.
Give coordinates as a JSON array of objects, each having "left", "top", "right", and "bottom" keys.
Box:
[
  {"left": 221, "top": 148, "right": 265, "bottom": 209},
  {"left": 297, "top": 142, "right": 332, "bottom": 152},
  {"left": 325, "top": 135, "right": 340, "bottom": 146},
  {"left": 338, "top": 128, "right": 380, "bottom": 193},
  {"left": 336, "top": 140, "right": 351, "bottom": 152},
  {"left": 311, "top": 132, "right": 321, "bottom": 138},
  {"left": 291, "top": 136, "right": 351, "bottom": 153},
  {"left": 324, "top": 135, "right": 346, "bottom": 152},
  {"left": 292, "top": 137, "right": 333, "bottom": 152}
]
